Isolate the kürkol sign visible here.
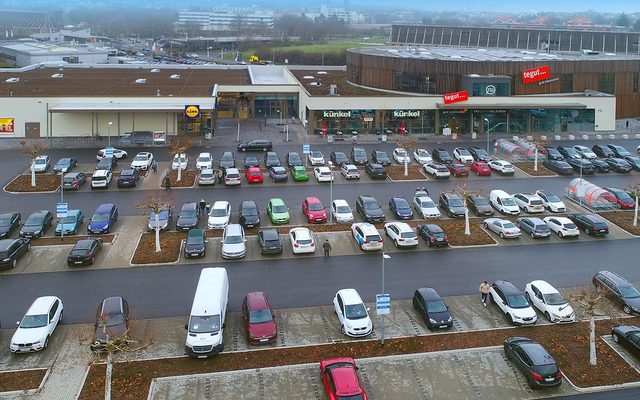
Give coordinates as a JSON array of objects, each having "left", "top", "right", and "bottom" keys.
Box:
[
  {"left": 522, "top": 65, "right": 550, "bottom": 84},
  {"left": 443, "top": 91, "right": 469, "bottom": 105},
  {"left": 323, "top": 110, "right": 351, "bottom": 118},
  {"left": 393, "top": 110, "right": 420, "bottom": 118}
]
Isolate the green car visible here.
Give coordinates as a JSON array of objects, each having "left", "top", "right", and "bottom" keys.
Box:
[
  {"left": 290, "top": 166, "right": 309, "bottom": 181},
  {"left": 55, "top": 209, "right": 84, "bottom": 236},
  {"left": 267, "top": 198, "right": 290, "bottom": 225}
]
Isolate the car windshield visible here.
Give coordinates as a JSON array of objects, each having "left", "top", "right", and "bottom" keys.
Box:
[
  {"left": 502, "top": 198, "right": 517, "bottom": 206},
  {"left": 70, "top": 249, "right": 89, "bottom": 256},
  {"left": 564, "top": 223, "right": 577, "bottom": 229},
  {"left": 189, "top": 315, "right": 220, "bottom": 333},
  {"left": 20, "top": 314, "right": 48, "bottom": 328},
  {"left": 150, "top": 210, "right": 169, "bottom": 220},
  {"left": 289, "top": 154, "right": 300, "bottom": 161},
  {"left": 25, "top": 216, "right": 43, "bottom": 226},
  {"left": 354, "top": 149, "right": 365, "bottom": 157},
  {"left": 427, "top": 300, "right": 447, "bottom": 313},
  {"left": 337, "top": 154, "right": 347, "bottom": 161},
  {"left": 336, "top": 206, "right": 351, "bottom": 213},
  {"left": 345, "top": 304, "right": 368, "bottom": 319},
  {"left": 197, "top": 156, "right": 210, "bottom": 162},
  {"left": 536, "top": 364, "right": 559, "bottom": 376},
  {"left": 91, "top": 213, "right": 109, "bottom": 222},
  {"left": 249, "top": 309, "right": 273, "bottom": 324},
  {"left": 458, "top": 149, "right": 471, "bottom": 155},
  {"left": 507, "top": 295, "right": 530, "bottom": 309},
  {"left": 503, "top": 222, "right": 516, "bottom": 229},
  {"left": 620, "top": 286, "right": 640, "bottom": 298},
  {"left": 400, "top": 232, "right": 416, "bottom": 239},
  {"left": 449, "top": 198, "right": 464, "bottom": 207},
  {"left": 224, "top": 235, "right": 243, "bottom": 244},
  {"left": 474, "top": 198, "right": 489, "bottom": 206},
  {"left": 241, "top": 206, "right": 257, "bottom": 216},
  {"left": 57, "top": 159, "right": 70, "bottom": 165},
  {"left": 98, "top": 313, "right": 124, "bottom": 327},
  {"left": 309, "top": 203, "right": 323, "bottom": 211},
  {"left": 61, "top": 215, "right": 77, "bottom": 224},
  {"left": 420, "top": 200, "right": 436, "bottom": 208},
  {"left": 181, "top": 210, "right": 196, "bottom": 218},
  {"left": 544, "top": 193, "right": 560, "bottom": 202},
  {"left": 187, "top": 235, "right": 204, "bottom": 245},
  {"left": 174, "top": 156, "right": 186, "bottom": 163},
  {"left": 364, "top": 201, "right": 380, "bottom": 210},
  {"left": 272, "top": 205, "right": 287, "bottom": 214},
  {"left": 221, "top": 154, "right": 233, "bottom": 162},
  {"left": 0, "top": 217, "right": 12, "bottom": 226},
  {"left": 134, "top": 155, "right": 147, "bottom": 161},
  {"left": 543, "top": 292, "right": 566, "bottom": 306},
  {"left": 35, "top": 159, "right": 46, "bottom": 165},
  {"left": 211, "top": 208, "right": 228, "bottom": 217},
  {"left": 396, "top": 200, "right": 410, "bottom": 209},
  {"left": 311, "top": 151, "right": 322, "bottom": 158}
]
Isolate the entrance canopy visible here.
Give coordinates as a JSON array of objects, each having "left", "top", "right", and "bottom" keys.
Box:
[
  {"left": 49, "top": 101, "right": 215, "bottom": 113},
  {"left": 436, "top": 102, "right": 587, "bottom": 110}
]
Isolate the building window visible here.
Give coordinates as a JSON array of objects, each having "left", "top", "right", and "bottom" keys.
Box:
[
  {"left": 560, "top": 74, "right": 573, "bottom": 93},
  {"left": 394, "top": 72, "right": 437, "bottom": 94},
  {"left": 597, "top": 73, "right": 615, "bottom": 94},
  {"left": 633, "top": 72, "right": 639, "bottom": 93}
]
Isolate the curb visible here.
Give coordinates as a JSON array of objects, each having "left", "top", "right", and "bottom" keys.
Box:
[
  {"left": 30, "top": 233, "right": 118, "bottom": 248},
  {"left": 594, "top": 212, "right": 640, "bottom": 239},
  {"left": 0, "top": 367, "right": 49, "bottom": 396},
  {"left": 74, "top": 365, "right": 92, "bottom": 400},
  {"left": 3, "top": 174, "right": 60, "bottom": 194}
]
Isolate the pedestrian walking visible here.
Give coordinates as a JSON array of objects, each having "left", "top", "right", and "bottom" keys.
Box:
[
  {"left": 205, "top": 203, "right": 211, "bottom": 215},
  {"left": 199, "top": 198, "right": 206, "bottom": 215},
  {"left": 163, "top": 176, "right": 171, "bottom": 191},
  {"left": 479, "top": 281, "right": 490, "bottom": 306},
  {"left": 626, "top": 120, "right": 630, "bottom": 129},
  {"left": 322, "top": 239, "right": 332, "bottom": 259},
  {"left": 151, "top": 161, "right": 158, "bottom": 174}
]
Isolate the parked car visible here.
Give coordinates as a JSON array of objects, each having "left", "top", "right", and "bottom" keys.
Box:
[
  {"left": 32, "top": 155, "right": 50, "bottom": 173},
  {"left": 91, "top": 169, "right": 112, "bottom": 189},
  {"left": 268, "top": 166, "right": 288, "bottom": 182},
  {"left": 197, "top": 168, "right": 216, "bottom": 186},
  {"left": 489, "top": 160, "right": 515, "bottom": 176},
  {"left": 289, "top": 227, "right": 316, "bottom": 254},
  {"left": 267, "top": 198, "right": 290, "bottom": 224},
  {"left": 525, "top": 280, "right": 575, "bottom": 323},
  {"left": 593, "top": 271, "right": 640, "bottom": 315},
  {"left": 513, "top": 193, "right": 545, "bottom": 213},
  {"left": 447, "top": 162, "right": 470, "bottom": 177},
  {"left": 0, "top": 238, "right": 30, "bottom": 268},
  {"left": 130, "top": 152, "right": 153, "bottom": 170},
  {"left": 242, "top": 292, "right": 277, "bottom": 344},
  {"left": 573, "top": 145, "right": 597, "bottom": 159},
  {"left": 557, "top": 146, "right": 581, "bottom": 160},
  {"left": 484, "top": 218, "right": 521, "bottom": 239},
  {"left": 535, "top": 190, "right": 566, "bottom": 212},
  {"left": 392, "top": 147, "right": 411, "bottom": 164},
  {"left": 566, "top": 158, "right": 595, "bottom": 174},
  {"left": 544, "top": 147, "right": 564, "bottom": 161},
  {"left": 307, "top": 151, "right": 325, "bottom": 166},
  {"left": 90, "top": 296, "right": 129, "bottom": 352},
  {"left": 389, "top": 197, "right": 413, "bottom": 219},
  {"left": 384, "top": 222, "right": 418, "bottom": 247},
  {"left": 314, "top": 166, "right": 334, "bottom": 182},
  {"left": 611, "top": 325, "right": 640, "bottom": 357},
  {"left": 623, "top": 156, "right": 640, "bottom": 171},
  {"left": 417, "top": 224, "right": 449, "bottom": 247},
  {"left": 302, "top": 197, "right": 327, "bottom": 223},
  {"left": 332, "top": 200, "right": 354, "bottom": 223},
  {"left": 466, "top": 194, "right": 494, "bottom": 217},
  {"left": 604, "top": 187, "right": 636, "bottom": 209},
  {"left": 490, "top": 190, "right": 520, "bottom": 215},
  {"left": 504, "top": 337, "right": 563, "bottom": 388},
  {"left": 207, "top": 201, "right": 231, "bottom": 229},
  {"left": 365, "top": 163, "right": 386, "bottom": 179},
  {"left": 413, "top": 191, "right": 441, "bottom": 219},
  {"left": 95, "top": 156, "right": 116, "bottom": 171},
  {"left": 221, "top": 224, "right": 246, "bottom": 259},
  {"left": 605, "top": 157, "right": 632, "bottom": 173},
  {"left": 20, "top": 210, "right": 53, "bottom": 238},
  {"left": 413, "top": 148, "right": 432, "bottom": 164},
  {"left": 543, "top": 217, "right": 579, "bottom": 238},
  {"left": 490, "top": 280, "right": 537, "bottom": 325},
  {"left": 66, "top": 238, "right": 102, "bottom": 266},
  {"left": 243, "top": 154, "right": 260, "bottom": 169},
  {"left": 87, "top": 204, "right": 118, "bottom": 234},
  {"left": 285, "top": 152, "right": 303, "bottom": 167},
  {"left": 290, "top": 165, "right": 309, "bottom": 181},
  {"left": 62, "top": 172, "right": 87, "bottom": 190},
  {"left": 423, "top": 162, "right": 450, "bottom": 179},
  {"left": 592, "top": 144, "right": 615, "bottom": 158},
  {"left": 237, "top": 139, "right": 273, "bottom": 152},
  {"left": 432, "top": 148, "right": 453, "bottom": 164},
  {"left": 608, "top": 144, "right": 632, "bottom": 158},
  {"left": 10, "top": 296, "right": 63, "bottom": 353},
  {"left": 223, "top": 167, "right": 241, "bottom": 186},
  {"left": 439, "top": 192, "right": 466, "bottom": 218},
  {"left": 340, "top": 163, "right": 360, "bottom": 179},
  {"left": 219, "top": 151, "right": 236, "bottom": 168},
  {"left": 147, "top": 208, "right": 172, "bottom": 232},
  {"left": 117, "top": 168, "right": 139, "bottom": 187},
  {"left": 453, "top": 147, "right": 474, "bottom": 163},
  {"left": 0, "top": 212, "right": 20, "bottom": 238},
  {"left": 330, "top": 151, "right": 349, "bottom": 166},
  {"left": 332, "top": 289, "right": 373, "bottom": 337},
  {"left": 97, "top": 148, "right": 127, "bottom": 160},
  {"left": 171, "top": 153, "right": 188, "bottom": 170},
  {"left": 176, "top": 202, "right": 200, "bottom": 231},
  {"left": 470, "top": 161, "right": 491, "bottom": 176},
  {"left": 55, "top": 209, "right": 83, "bottom": 235},
  {"left": 53, "top": 157, "right": 77, "bottom": 173},
  {"left": 543, "top": 160, "right": 574, "bottom": 175},
  {"left": 195, "top": 152, "right": 213, "bottom": 170},
  {"left": 569, "top": 214, "right": 609, "bottom": 236},
  {"left": 468, "top": 146, "right": 492, "bottom": 162},
  {"left": 371, "top": 150, "right": 391, "bottom": 165},
  {"left": 516, "top": 217, "right": 550, "bottom": 238},
  {"left": 264, "top": 151, "right": 281, "bottom": 168},
  {"left": 356, "top": 195, "right": 385, "bottom": 222},
  {"left": 257, "top": 229, "right": 282, "bottom": 254},
  {"left": 320, "top": 357, "right": 368, "bottom": 400},
  {"left": 184, "top": 229, "right": 206, "bottom": 258},
  {"left": 351, "top": 147, "right": 368, "bottom": 165},
  {"left": 413, "top": 288, "right": 453, "bottom": 329},
  {"left": 591, "top": 158, "right": 610, "bottom": 173},
  {"left": 351, "top": 222, "right": 384, "bottom": 251},
  {"left": 239, "top": 201, "right": 260, "bottom": 228}
]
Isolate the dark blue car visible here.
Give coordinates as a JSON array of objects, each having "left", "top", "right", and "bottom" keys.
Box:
[{"left": 88, "top": 204, "right": 118, "bottom": 234}]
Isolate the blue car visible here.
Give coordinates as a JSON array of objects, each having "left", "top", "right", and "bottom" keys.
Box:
[
  {"left": 268, "top": 166, "right": 288, "bottom": 182},
  {"left": 88, "top": 204, "right": 118, "bottom": 234},
  {"left": 55, "top": 209, "right": 84, "bottom": 236}
]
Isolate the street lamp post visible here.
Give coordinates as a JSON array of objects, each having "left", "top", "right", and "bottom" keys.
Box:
[
  {"left": 484, "top": 118, "right": 491, "bottom": 155},
  {"left": 108, "top": 121, "right": 113, "bottom": 148},
  {"left": 328, "top": 161, "right": 334, "bottom": 224},
  {"left": 60, "top": 171, "right": 64, "bottom": 241},
  {"left": 579, "top": 161, "right": 583, "bottom": 207},
  {"left": 381, "top": 253, "right": 391, "bottom": 346}
]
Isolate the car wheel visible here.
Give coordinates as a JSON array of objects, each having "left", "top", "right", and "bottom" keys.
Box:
[
  {"left": 585, "top": 227, "right": 591, "bottom": 235},
  {"left": 427, "top": 240, "right": 432, "bottom": 247},
  {"left": 524, "top": 292, "right": 531, "bottom": 302},
  {"left": 545, "top": 312, "right": 552, "bottom": 322},
  {"left": 527, "top": 376, "right": 537, "bottom": 390},
  {"left": 530, "top": 232, "right": 535, "bottom": 239},
  {"left": 483, "top": 222, "right": 489, "bottom": 228},
  {"left": 558, "top": 231, "right": 563, "bottom": 238},
  {"left": 616, "top": 203, "right": 622, "bottom": 209},
  {"left": 91, "top": 255, "right": 95, "bottom": 264},
  {"left": 27, "top": 243, "right": 31, "bottom": 251},
  {"left": 394, "top": 239, "right": 399, "bottom": 248},
  {"left": 623, "top": 304, "right": 632, "bottom": 314},
  {"left": 508, "top": 314, "right": 515, "bottom": 325},
  {"left": 413, "top": 298, "right": 418, "bottom": 310},
  {"left": 11, "top": 258, "right": 16, "bottom": 268},
  {"left": 385, "top": 229, "right": 389, "bottom": 237},
  {"left": 505, "top": 349, "right": 512, "bottom": 360},
  {"left": 499, "top": 232, "right": 505, "bottom": 239},
  {"left": 341, "top": 325, "right": 346, "bottom": 335},
  {"left": 613, "top": 333, "right": 620, "bottom": 343},
  {"left": 44, "top": 335, "right": 50, "bottom": 348},
  {"left": 489, "top": 294, "right": 495, "bottom": 304}
]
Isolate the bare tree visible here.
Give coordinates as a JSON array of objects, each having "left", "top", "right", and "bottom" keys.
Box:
[
  {"left": 168, "top": 139, "right": 190, "bottom": 182},
  {"left": 20, "top": 140, "right": 47, "bottom": 187},
  {"left": 454, "top": 180, "right": 481, "bottom": 236},
  {"left": 396, "top": 137, "right": 419, "bottom": 177},
  {"left": 528, "top": 138, "right": 548, "bottom": 172},
  {"left": 135, "top": 191, "right": 175, "bottom": 252},
  {"left": 627, "top": 183, "right": 640, "bottom": 227}
]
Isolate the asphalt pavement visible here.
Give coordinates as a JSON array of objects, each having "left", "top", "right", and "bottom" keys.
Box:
[{"left": 554, "top": 387, "right": 640, "bottom": 399}]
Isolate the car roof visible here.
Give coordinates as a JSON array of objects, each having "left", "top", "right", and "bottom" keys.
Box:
[
  {"left": 417, "top": 287, "right": 442, "bottom": 300},
  {"left": 224, "top": 223, "right": 243, "bottom": 235},
  {"left": 27, "top": 296, "right": 58, "bottom": 315},
  {"left": 337, "top": 288, "right": 364, "bottom": 305},
  {"left": 248, "top": 166, "right": 261, "bottom": 172},
  {"left": 260, "top": 229, "right": 279, "bottom": 239},
  {"left": 66, "top": 209, "right": 81, "bottom": 216},
  {"left": 368, "top": 163, "right": 384, "bottom": 168},
  {"left": 225, "top": 167, "right": 240, "bottom": 173},
  {"left": 493, "top": 280, "right": 521, "bottom": 295},
  {"left": 387, "top": 222, "right": 411, "bottom": 231},
  {"left": 200, "top": 168, "right": 214, "bottom": 173},
  {"left": 0, "top": 239, "right": 20, "bottom": 251},
  {"left": 35, "top": 155, "right": 49, "bottom": 160},
  {"left": 272, "top": 166, "right": 285, "bottom": 171},
  {"left": 354, "top": 222, "right": 379, "bottom": 234},
  {"left": 316, "top": 166, "right": 330, "bottom": 171},
  {"left": 520, "top": 342, "right": 556, "bottom": 366},
  {"left": 241, "top": 200, "right": 257, "bottom": 207},
  {"left": 597, "top": 271, "right": 632, "bottom": 286},
  {"left": 120, "top": 169, "right": 135, "bottom": 174},
  {"left": 391, "top": 196, "right": 408, "bottom": 203},
  {"left": 65, "top": 172, "right": 83, "bottom": 177},
  {"left": 305, "top": 196, "right": 321, "bottom": 204},
  {"left": 520, "top": 217, "right": 545, "bottom": 224},
  {"left": 74, "top": 239, "right": 98, "bottom": 249},
  {"left": 212, "top": 201, "right": 229, "bottom": 208},
  {"left": 546, "top": 216, "right": 572, "bottom": 224},
  {"left": 182, "top": 202, "right": 197, "bottom": 210},
  {"left": 93, "top": 169, "right": 110, "bottom": 177},
  {"left": 359, "top": 195, "right": 377, "bottom": 202},
  {"left": 246, "top": 291, "right": 270, "bottom": 310},
  {"left": 422, "top": 224, "right": 443, "bottom": 232},
  {"left": 100, "top": 296, "right": 124, "bottom": 316},
  {"left": 136, "top": 152, "right": 151, "bottom": 156},
  {"left": 269, "top": 198, "right": 285, "bottom": 205},
  {"left": 290, "top": 227, "right": 312, "bottom": 239},
  {"left": 292, "top": 165, "right": 306, "bottom": 171},
  {"left": 198, "top": 152, "right": 211, "bottom": 157},
  {"left": 188, "top": 229, "right": 204, "bottom": 237},
  {"left": 334, "top": 199, "right": 349, "bottom": 206},
  {"left": 442, "top": 192, "right": 461, "bottom": 199},
  {"left": 529, "top": 280, "right": 558, "bottom": 294}
]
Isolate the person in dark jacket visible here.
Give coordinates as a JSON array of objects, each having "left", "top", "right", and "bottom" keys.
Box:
[{"left": 322, "top": 239, "right": 332, "bottom": 259}]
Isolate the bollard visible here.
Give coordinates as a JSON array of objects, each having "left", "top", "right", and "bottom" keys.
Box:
[
  {"left": 568, "top": 135, "right": 575, "bottom": 140},
  {"left": 526, "top": 135, "right": 533, "bottom": 141},
  {"left": 512, "top": 136, "right": 519, "bottom": 141},
  {"left": 595, "top": 134, "right": 602, "bottom": 139},
  {"left": 554, "top": 135, "right": 561, "bottom": 140},
  {"left": 622, "top": 134, "right": 629, "bottom": 139},
  {"left": 609, "top": 134, "right": 616, "bottom": 140},
  {"left": 541, "top": 135, "right": 547, "bottom": 141},
  {"left": 582, "top": 135, "right": 589, "bottom": 140}
]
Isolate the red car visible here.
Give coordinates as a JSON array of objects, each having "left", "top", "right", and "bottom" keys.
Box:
[
  {"left": 245, "top": 167, "right": 263, "bottom": 183},
  {"left": 321, "top": 357, "right": 368, "bottom": 400},
  {"left": 605, "top": 187, "right": 636, "bottom": 209},
  {"left": 242, "top": 292, "right": 277, "bottom": 344},
  {"left": 302, "top": 196, "right": 327, "bottom": 223},
  {"left": 470, "top": 161, "right": 491, "bottom": 176},
  {"left": 447, "top": 162, "right": 469, "bottom": 177}
]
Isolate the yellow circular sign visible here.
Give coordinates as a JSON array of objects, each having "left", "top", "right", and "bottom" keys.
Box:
[{"left": 185, "top": 105, "right": 200, "bottom": 118}]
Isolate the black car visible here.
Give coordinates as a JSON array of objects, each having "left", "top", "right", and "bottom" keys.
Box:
[
  {"left": 389, "top": 197, "right": 413, "bottom": 219},
  {"left": 605, "top": 157, "right": 632, "bottom": 173},
  {"left": 439, "top": 192, "right": 466, "bottom": 218},
  {"left": 243, "top": 155, "right": 260, "bottom": 168},
  {"left": 184, "top": 229, "right": 206, "bottom": 258},
  {"left": 176, "top": 202, "right": 199, "bottom": 231},
  {"left": 466, "top": 195, "right": 494, "bottom": 217},
  {"left": 219, "top": 151, "right": 236, "bottom": 169},
  {"left": 62, "top": 172, "right": 87, "bottom": 190},
  {"left": 239, "top": 200, "right": 260, "bottom": 228},
  {"left": 623, "top": 156, "right": 640, "bottom": 171},
  {"left": 592, "top": 144, "right": 615, "bottom": 158},
  {"left": 569, "top": 214, "right": 609, "bottom": 236},
  {"left": 0, "top": 212, "right": 21, "bottom": 239},
  {"left": 117, "top": 168, "right": 139, "bottom": 187},
  {"left": 365, "top": 163, "right": 386, "bottom": 179},
  {"left": 95, "top": 156, "right": 116, "bottom": 171},
  {"left": 237, "top": 139, "right": 273, "bottom": 152},
  {"left": 565, "top": 158, "right": 595, "bottom": 174},
  {"left": 544, "top": 147, "right": 564, "bottom": 161},
  {"left": 257, "top": 229, "right": 283, "bottom": 254},
  {"left": 543, "top": 160, "right": 574, "bottom": 175},
  {"left": 371, "top": 150, "right": 391, "bottom": 166},
  {"left": 0, "top": 238, "right": 30, "bottom": 268},
  {"left": 91, "top": 296, "right": 130, "bottom": 352},
  {"left": 356, "top": 195, "right": 385, "bottom": 223},
  {"left": 504, "top": 337, "right": 563, "bottom": 389},
  {"left": 556, "top": 146, "right": 581, "bottom": 160},
  {"left": 330, "top": 151, "right": 349, "bottom": 166},
  {"left": 413, "top": 288, "right": 453, "bottom": 329},
  {"left": 66, "top": 238, "right": 102, "bottom": 266},
  {"left": 611, "top": 325, "right": 640, "bottom": 358},
  {"left": 591, "top": 159, "right": 610, "bottom": 173},
  {"left": 608, "top": 144, "right": 631, "bottom": 158},
  {"left": 264, "top": 151, "right": 281, "bottom": 168},
  {"left": 417, "top": 224, "right": 449, "bottom": 247},
  {"left": 593, "top": 271, "right": 640, "bottom": 315},
  {"left": 285, "top": 152, "right": 303, "bottom": 167},
  {"left": 20, "top": 210, "right": 53, "bottom": 238},
  {"left": 432, "top": 148, "right": 453, "bottom": 164},
  {"left": 53, "top": 157, "right": 78, "bottom": 173},
  {"left": 468, "top": 146, "right": 492, "bottom": 162},
  {"left": 351, "top": 147, "right": 368, "bottom": 165}
]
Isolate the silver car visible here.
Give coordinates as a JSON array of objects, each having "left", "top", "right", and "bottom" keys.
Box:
[
  {"left": 198, "top": 168, "right": 216, "bottom": 185},
  {"left": 516, "top": 217, "right": 550, "bottom": 238},
  {"left": 483, "top": 218, "right": 521, "bottom": 239}
]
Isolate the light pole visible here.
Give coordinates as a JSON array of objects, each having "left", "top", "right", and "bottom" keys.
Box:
[
  {"left": 108, "top": 121, "right": 113, "bottom": 148},
  {"left": 484, "top": 118, "right": 491, "bottom": 155},
  {"left": 328, "top": 161, "right": 334, "bottom": 224},
  {"left": 579, "top": 160, "right": 583, "bottom": 207},
  {"left": 60, "top": 171, "right": 64, "bottom": 241},
  {"left": 381, "top": 253, "right": 391, "bottom": 346}
]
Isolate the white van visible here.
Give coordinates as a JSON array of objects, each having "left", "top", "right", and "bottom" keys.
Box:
[
  {"left": 489, "top": 190, "right": 520, "bottom": 215},
  {"left": 185, "top": 267, "right": 229, "bottom": 358}
]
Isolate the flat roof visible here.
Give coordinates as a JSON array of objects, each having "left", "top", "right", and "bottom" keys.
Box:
[
  {"left": 290, "top": 70, "right": 399, "bottom": 97},
  {"left": 0, "top": 42, "right": 107, "bottom": 56}
]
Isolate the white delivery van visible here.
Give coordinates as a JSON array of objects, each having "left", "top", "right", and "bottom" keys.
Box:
[
  {"left": 185, "top": 267, "right": 229, "bottom": 358},
  {"left": 489, "top": 190, "right": 521, "bottom": 215}
]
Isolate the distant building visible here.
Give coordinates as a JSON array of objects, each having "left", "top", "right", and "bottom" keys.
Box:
[
  {"left": 0, "top": 41, "right": 108, "bottom": 67},
  {"left": 319, "top": 5, "right": 365, "bottom": 24},
  {"left": 178, "top": 8, "right": 274, "bottom": 31},
  {"left": 30, "top": 28, "right": 111, "bottom": 46}
]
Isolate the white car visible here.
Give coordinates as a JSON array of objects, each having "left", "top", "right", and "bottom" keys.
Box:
[
  {"left": 392, "top": 148, "right": 411, "bottom": 164},
  {"left": 130, "top": 152, "right": 153, "bottom": 170},
  {"left": 289, "top": 227, "right": 316, "bottom": 254},
  {"left": 171, "top": 153, "right": 188, "bottom": 170},
  {"left": 32, "top": 155, "right": 50, "bottom": 173},
  {"left": 512, "top": 193, "right": 545, "bottom": 213},
  {"left": 91, "top": 169, "right": 112, "bottom": 189},
  {"left": 351, "top": 222, "right": 383, "bottom": 251},
  {"left": 221, "top": 224, "right": 246, "bottom": 259},
  {"left": 96, "top": 148, "right": 128, "bottom": 160},
  {"left": 489, "top": 190, "right": 520, "bottom": 215},
  {"left": 453, "top": 147, "right": 474, "bottom": 163},
  {"left": 413, "top": 191, "right": 441, "bottom": 219},
  {"left": 208, "top": 201, "right": 231, "bottom": 229},
  {"left": 489, "top": 280, "right": 537, "bottom": 326},
  {"left": 224, "top": 168, "right": 241, "bottom": 186},
  {"left": 423, "top": 163, "right": 450, "bottom": 179},
  {"left": 483, "top": 218, "right": 521, "bottom": 239},
  {"left": 11, "top": 296, "right": 63, "bottom": 353},
  {"left": 384, "top": 222, "right": 418, "bottom": 247},
  {"left": 489, "top": 160, "right": 515, "bottom": 176},
  {"left": 314, "top": 166, "right": 334, "bottom": 182},
  {"left": 307, "top": 151, "right": 325, "bottom": 166},
  {"left": 544, "top": 217, "right": 579, "bottom": 238},
  {"left": 332, "top": 200, "right": 354, "bottom": 223},
  {"left": 413, "top": 149, "right": 432, "bottom": 164},
  {"left": 340, "top": 164, "right": 360, "bottom": 179},
  {"left": 333, "top": 289, "right": 373, "bottom": 337},
  {"left": 525, "top": 280, "right": 576, "bottom": 323},
  {"left": 195, "top": 152, "right": 213, "bottom": 170},
  {"left": 535, "top": 190, "right": 566, "bottom": 213},
  {"left": 573, "top": 145, "right": 597, "bottom": 159}
]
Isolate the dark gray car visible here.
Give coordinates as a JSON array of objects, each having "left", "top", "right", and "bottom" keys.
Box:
[
  {"left": 176, "top": 203, "right": 199, "bottom": 231},
  {"left": 257, "top": 229, "right": 282, "bottom": 254},
  {"left": 593, "top": 271, "right": 640, "bottom": 315},
  {"left": 413, "top": 287, "right": 453, "bottom": 329},
  {"left": 219, "top": 151, "right": 236, "bottom": 169},
  {"left": 516, "top": 217, "right": 551, "bottom": 238},
  {"left": 356, "top": 195, "right": 385, "bottom": 222},
  {"left": 439, "top": 192, "right": 466, "bottom": 218},
  {"left": 466, "top": 195, "right": 494, "bottom": 217},
  {"left": 239, "top": 201, "right": 260, "bottom": 228},
  {"left": 264, "top": 151, "right": 281, "bottom": 167},
  {"left": 19, "top": 210, "right": 53, "bottom": 238}
]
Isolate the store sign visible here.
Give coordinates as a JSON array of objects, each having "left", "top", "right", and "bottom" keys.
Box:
[
  {"left": 522, "top": 65, "right": 550, "bottom": 84},
  {"left": 184, "top": 105, "right": 200, "bottom": 119},
  {"left": 485, "top": 85, "right": 496, "bottom": 96},
  {"left": 472, "top": 109, "right": 507, "bottom": 114},
  {"left": 392, "top": 110, "right": 420, "bottom": 118},
  {"left": 443, "top": 91, "right": 469, "bottom": 104},
  {"left": 538, "top": 77, "right": 560, "bottom": 86},
  {"left": 0, "top": 118, "right": 14, "bottom": 133},
  {"left": 322, "top": 110, "right": 352, "bottom": 118}
]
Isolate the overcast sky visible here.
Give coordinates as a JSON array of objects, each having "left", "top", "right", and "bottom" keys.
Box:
[{"left": 369, "top": 0, "right": 638, "bottom": 13}]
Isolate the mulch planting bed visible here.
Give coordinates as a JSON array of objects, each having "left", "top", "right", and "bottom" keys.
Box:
[
  {"left": 131, "top": 232, "right": 185, "bottom": 264},
  {"left": 32, "top": 234, "right": 115, "bottom": 247},
  {"left": 0, "top": 368, "right": 46, "bottom": 393},
  {"left": 162, "top": 171, "right": 197, "bottom": 188},
  {"left": 78, "top": 317, "right": 640, "bottom": 400},
  {"left": 5, "top": 175, "right": 60, "bottom": 192},
  {"left": 513, "top": 162, "right": 556, "bottom": 177},
  {"left": 386, "top": 165, "right": 427, "bottom": 181},
  {"left": 598, "top": 211, "right": 640, "bottom": 235}
]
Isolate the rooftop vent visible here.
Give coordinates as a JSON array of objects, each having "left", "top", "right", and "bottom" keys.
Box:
[
  {"left": 50, "top": 74, "right": 63, "bottom": 78},
  {"left": 478, "top": 49, "right": 487, "bottom": 52},
  {"left": 5, "top": 78, "right": 19, "bottom": 83},
  {"left": 582, "top": 49, "right": 599, "bottom": 55},
  {"left": 170, "top": 74, "right": 180, "bottom": 79},
  {"left": 317, "top": 71, "right": 327, "bottom": 75},
  {"left": 150, "top": 68, "right": 160, "bottom": 73},
  {"left": 605, "top": 53, "right": 616, "bottom": 56},
  {"left": 303, "top": 75, "right": 314, "bottom": 79},
  {"left": 135, "top": 78, "right": 146, "bottom": 84},
  {"left": 309, "top": 82, "right": 321, "bottom": 86},
  {"left": 329, "top": 84, "right": 338, "bottom": 96}
]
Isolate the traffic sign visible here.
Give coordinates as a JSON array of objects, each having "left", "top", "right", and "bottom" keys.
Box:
[
  {"left": 376, "top": 293, "right": 391, "bottom": 315},
  {"left": 56, "top": 202, "right": 68, "bottom": 218},
  {"left": 303, "top": 144, "right": 311, "bottom": 154},
  {"left": 105, "top": 147, "right": 114, "bottom": 157}
]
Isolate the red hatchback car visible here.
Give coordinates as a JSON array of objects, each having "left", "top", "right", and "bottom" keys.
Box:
[
  {"left": 471, "top": 161, "right": 491, "bottom": 176},
  {"left": 242, "top": 292, "right": 277, "bottom": 344},
  {"left": 447, "top": 162, "right": 469, "bottom": 177},
  {"left": 302, "top": 197, "right": 327, "bottom": 223},
  {"left": 321, "top": 357, "right": 368, "bottom": 400},
  {"left": 245, "top": 167, "right": 263, "bottom": 184}
]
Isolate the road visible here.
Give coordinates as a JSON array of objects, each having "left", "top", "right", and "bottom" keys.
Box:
[{"left": 555, "top": 387, "right": 640, "bottom": 399}]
